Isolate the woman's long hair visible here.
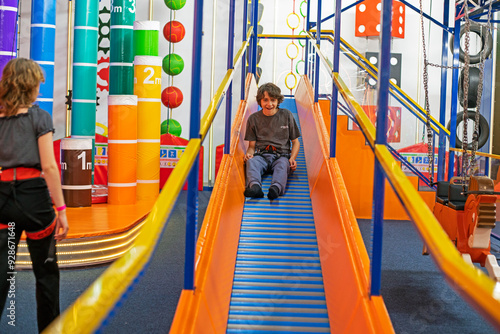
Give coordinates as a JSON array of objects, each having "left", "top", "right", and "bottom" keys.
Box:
[{"left": 0, "top": 58, "right": 45, "bottom": 116}]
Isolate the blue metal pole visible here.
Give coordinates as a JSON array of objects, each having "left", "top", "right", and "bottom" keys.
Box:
[
  {"left": 314, "top": 0, "right": 322, "bottom": 103},
  {"left": 431, "top": 133, "right": 436, "bottom": 180},
  {"left": 251, "top": 0, "right": 258, "bottom": 76},
  {"left": 437, "top": 0, "right": 450, "bottom": 182},
  {"left": 241, "top": 0, "right": 248, "bottom": 99},
  {"left": 449, "top": 5, "right": 461, "bottom": 180},
  {"left": 371, "top": 0, "right": 393, "bottom": 297},
  {"left": 304, "top": 0, "right": 311, "bottom": 77},
  {"left": 31, "top": 0, "right": 56, "bottom": 116},
  {"left": 225, "top": 0, "right": 235, "bottom": 154},
  {"left": 185, "top": 0, "right": 204, "bottom": 291},
  {"left": 330, "top": 0, "right": 341, "bottom": 158}
]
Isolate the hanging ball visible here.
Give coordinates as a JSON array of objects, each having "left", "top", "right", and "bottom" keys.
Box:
[
  {"left": 163, "top": 21, "right": 186, "bottom": 43},
  {"left": 161, "top": 86, "right": 184, "bottom": 109},
  {"left": 164, "top": 0, "right": 186, "bottom": 10},
  {"left": 162, "top": 54, "right": 184, "bottom": 76},
  {"left": 161, "top": 119, "right": 182, "bottom": 137}
]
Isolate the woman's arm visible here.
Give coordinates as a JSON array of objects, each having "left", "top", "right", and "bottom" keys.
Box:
[{"left": 38, "top": 132, "right": 69, "bottom": 240}]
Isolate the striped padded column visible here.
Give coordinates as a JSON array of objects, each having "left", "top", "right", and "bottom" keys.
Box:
[
  {"left": 109, "top": 0, "right": 135, "bottom": 94},
  {"left": 72, "top": 0, "right": 98, "bottom": 140},
  {"left": 0, "top": 0, "right": 18, "bottom": 73},
  {"left": 108, "top": 95, "right": 137, "bottom": 204},
  {"left": 133, "top": 21, "right": 159, "bottom": 56},
  {"left": 134, "top": 56, "right": 161, "bottom": 200},
  {"left": 31, "top": 0, "right": 56, "bottom": 115}
]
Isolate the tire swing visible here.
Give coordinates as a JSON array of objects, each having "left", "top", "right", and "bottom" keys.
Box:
[
  {"left": 458, "top": 66, "right": 480, "bottom": 108},
  {"left": 447, "top": 111, "right": 489, "bottom": 150},
  {"left": 450, "top": 23, "right": 493, "bottom": 64}
]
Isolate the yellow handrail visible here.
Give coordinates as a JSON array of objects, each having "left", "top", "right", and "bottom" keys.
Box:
[
  {"left": 450, "top": 147, "right": 500, "bottom": 160},
  {"left": 375, "top": 145, "right": 500, "bottom": 329}
]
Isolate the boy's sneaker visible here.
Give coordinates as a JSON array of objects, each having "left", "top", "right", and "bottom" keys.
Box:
[
  {"left": 267, "top": 185, "right": 280, "bottom": 200},
  {"left": 244, "top": 184, "right": 264, "bottom": 198}
]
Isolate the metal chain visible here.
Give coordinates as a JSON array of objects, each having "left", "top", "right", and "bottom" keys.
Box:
[
  {"left": 461, "top": 0, "right": 471, "bottom": 188},
  {"left": 426, "top": 61, "right": 460, "bottom": 70},
  {"left": 470, "top": 0, "right": 492, "bottom": 173},
  {"left": 419, "top": 0, "right": 434, "bottom": 184}
]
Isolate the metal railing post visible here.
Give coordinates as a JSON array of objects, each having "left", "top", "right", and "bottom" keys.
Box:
[
  {"left": 371, "top": 0, "right": 393, "bottom": 297},
  {"left": 185, "top": 0, "right": 204, "bottom": 290}
]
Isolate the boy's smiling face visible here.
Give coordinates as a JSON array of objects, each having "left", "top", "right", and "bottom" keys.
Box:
[{"left": 260, "top": 91, "right": 278, "bottom": 116}]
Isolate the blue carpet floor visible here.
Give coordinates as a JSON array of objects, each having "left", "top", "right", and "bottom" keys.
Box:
[{"left": 1, "top": 191, "right": 499, "bottom": 333}]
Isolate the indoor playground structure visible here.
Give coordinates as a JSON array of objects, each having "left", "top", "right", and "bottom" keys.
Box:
[{"left": 2, "top": 0, "right": 500, "bottom": 333}]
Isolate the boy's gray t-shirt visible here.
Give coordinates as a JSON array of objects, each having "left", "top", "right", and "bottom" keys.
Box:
[
  {"left": 244, "top": 108, "right": 301, "bottom": 154},
  {"left": 0, "top": 105, "right": 55, "bottom": 170}
]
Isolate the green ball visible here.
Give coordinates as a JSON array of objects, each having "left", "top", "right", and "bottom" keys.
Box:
[
  {"left": 162, "top": 53, "right": 184, "bottom": 76},
  {"left": 161, "top": 119, "right": 182, "bottom": 137},
  {"left": 164, "top": 0, "right": 186, "bottom": 10}
]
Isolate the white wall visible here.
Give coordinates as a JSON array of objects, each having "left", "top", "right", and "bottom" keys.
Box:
[{"left": 17, "top": 0, "right": 475, "bottom": 183}]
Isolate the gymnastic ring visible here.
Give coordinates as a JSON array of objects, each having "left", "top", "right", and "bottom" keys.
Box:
[
  {"left": 96, "top": 122, "right": 108, "bottom": 137},
  {"left": 446, "top": 110, "right": 489, "bottom": 150},
  {"left": 285, "top": 72, "right": 297, "bottom": 90},
  {"left": 286, "top": 42, "right": 299, "bottom": 60},
  {"left": 299, "top": 1, "right": 307, "bottom": 18},
  {"left": 287, "top": 12, "right": 301, "bottom": 30},
  {"left": 458, "top": 67, "right": 480, "bottom": 108},
  {"left": 298, "top": 30, "right": 307, "bottom": 47},
  {"left": 449, "top": 23, "right": 493, "bottom": 64},
  {"left": 295, "top": 60, "right": 305, "bottom": 75}
]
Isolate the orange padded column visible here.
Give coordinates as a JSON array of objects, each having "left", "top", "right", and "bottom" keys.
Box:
[
  {"left": 107, "top": 95, "right": 138, "bottom": 204},
  {"left": 134, "top": 56, "right": 162, "bottom": 200}
]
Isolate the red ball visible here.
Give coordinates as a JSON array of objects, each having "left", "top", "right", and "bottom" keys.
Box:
[
  {"left": 163, "top": 21, "right": 186, "bottom": 43},
  {"left": 161, "top": 86, "right": 183, "bottom": 109}
]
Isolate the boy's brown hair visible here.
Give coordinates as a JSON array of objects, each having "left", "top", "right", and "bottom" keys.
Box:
[
  {"left": 0, "top": 58, "right": 45, "bottom": 116},
  {"left": 256, "top": 82, "right": 284, "bottom": 107}
]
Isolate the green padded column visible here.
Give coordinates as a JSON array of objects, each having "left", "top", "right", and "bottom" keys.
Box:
[
  {"left": 109, "top": 0, "right": 136, "bottom": 94},
  {"left": 134, "top": 21, "right": 159, "bottom": 56},
  {"left": 72, "top": 0, "right": 98, "bottom": 139}
]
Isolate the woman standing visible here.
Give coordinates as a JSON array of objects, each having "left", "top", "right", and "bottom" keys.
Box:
[{"left": 0, "top": 58, "right": 69, "bottom": 332}]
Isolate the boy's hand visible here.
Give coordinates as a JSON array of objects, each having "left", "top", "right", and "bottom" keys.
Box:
[
  {"left": 244, "top": 153, "right": 254, "bottom": 162},
  {"left": 289, "top": 158, "right": 297, "bottom": 171}
]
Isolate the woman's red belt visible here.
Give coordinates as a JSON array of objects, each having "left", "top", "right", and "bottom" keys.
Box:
[{"left": 0, "top": 167, "right": 42, "bottom": 181}]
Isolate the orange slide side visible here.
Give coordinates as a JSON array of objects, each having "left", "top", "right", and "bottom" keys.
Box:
[
  {"left": 295, "top": 77, "right": 394, "bottom": 333},
  {"left": 170, "top": 75, "right": 259, "bottom": 333},
  {"left": 171, "top": 74, "right": 393, "bottom": 333}
]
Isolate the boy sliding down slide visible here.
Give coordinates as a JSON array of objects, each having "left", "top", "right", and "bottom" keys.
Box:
[{"left": 243, "top": 82, "right": 301, "bottom": 200}]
